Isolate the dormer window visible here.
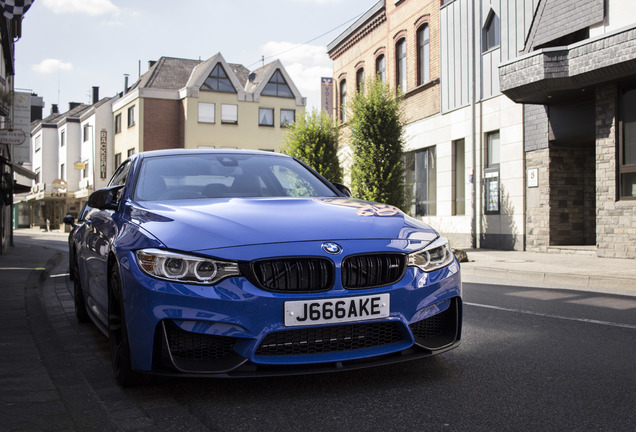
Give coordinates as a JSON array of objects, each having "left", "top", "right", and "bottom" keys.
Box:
[
  {"left": 262, "top": 70, "right": 293, "bottom": 98},
  {"left": 483, "top": 10, "right": 500, "bottom": 52},
  {"left": 202, "top": 64, "right": 236, "bottom": 93}
]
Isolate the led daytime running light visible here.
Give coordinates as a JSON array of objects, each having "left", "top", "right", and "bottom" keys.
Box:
[{"left": 407, "top": 237, "right": 454, "bottom": 272}]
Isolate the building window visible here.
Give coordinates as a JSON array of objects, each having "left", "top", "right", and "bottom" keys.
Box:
[
  {"left": 405, "top": 147, "right": 437, "bottom": 217},
  {"left": 262, "top": 70, "right": 293, "bottom": 98},
  {"left": 356, "top": 68, "right": 364, "bottom": 92},
  {"left": 339, "top": 79, "right": 347, "bottom": 123},
  {"left": 281, "top": 109, "right": 295, "bottom": 127},
  {"left": 202, "top": 64, "right": 236, "bottom": 93},
  {"left": 417, "top": 24, "right": 430, "bottom": 85},
  {"left": 60, "top": 163, "right": 65, "bottom": 180},
  {"left": 83, "top": 124, "right": 91, "bottom": 142},
  {"left": 376, "top": 54, "right": 385, "bottom": 83},
  {"left": 127, "top": 105, "right": 136, "bottom": 128},
  {"left": 83, "top": 160, "right": 89, "bottom": 179},
  {"left": 487, "top": 131, "right": 500, "bottom": 168},
  {"left": 115, "top": 114, "right": 121, "bottom": 133},
  {"left": 259, "top": 107, "right": 274, "bottom": 126},
  {"left": 198, "top": 103, "right": 215, "bottom": 123},
  {"left": 483, "top": 10, "right": 500, "bottom": 52},
  {"left": 396, "top": 38, "right": 407, "bottom": 92},
  {"left": 453, "top": 139, "right": 465, "bottom": 215},
  {"left": 619, "top": 86, "right": 636, "bottom": 199},
  {"left": 127, "top": 148, "right": 135, "bottom": 157},
  {"left": 60, "top": 131, "right": 65, "bottom": 147},
  {"left": 221, "top": 104, "right": 238, "bottom": 124},
  {"left": 114, "top": 153, "right": 122, "bottom": 168},
  {"left": 485, "top": 131, "right": 500, "bottom": 214}
]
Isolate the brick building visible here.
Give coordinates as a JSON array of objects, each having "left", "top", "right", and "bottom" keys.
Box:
[
  {"left": 328, "top": 0, "right": 529, "bottom": 250},
  {"left": 112, "top": 53, "right": 306, "bottom": 163}
]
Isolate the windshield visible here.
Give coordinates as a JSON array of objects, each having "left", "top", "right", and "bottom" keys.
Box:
[{"left": 133, "top": 153, "right": 338, "bottom": 201}]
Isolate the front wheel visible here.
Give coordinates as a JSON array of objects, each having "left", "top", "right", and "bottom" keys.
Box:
[{"left": 108, "top": 263, "right": 141, "bottom": 386}]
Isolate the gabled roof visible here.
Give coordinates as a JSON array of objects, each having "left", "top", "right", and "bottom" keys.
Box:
[
  {"left": 244, "top": 61, "right": 276, "bottom": 94},
  {"left": 135, "top": 57, "right": 202, "bottom": 90},
  {"left": 57, "top": 104, "right": 91, "bottom": 125},
  {"left": 245, "top": 59, "right": 304, "bottom": 105},
  {"left": 124, "top": 53, "right": 304, "bottom": 106},
  {"left": 186, "top": 53, "right": 247, "bottom": 99}
]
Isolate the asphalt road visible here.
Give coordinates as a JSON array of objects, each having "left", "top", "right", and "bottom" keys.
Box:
[{"left": 16, "top": 234, "right": 636, "bottom": 432}]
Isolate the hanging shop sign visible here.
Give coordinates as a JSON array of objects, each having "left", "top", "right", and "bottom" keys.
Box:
[
  {"left": 0, "top": 129, "right": 27, "bottom": 145},
  {"left": 100, "top": 129, "right": 108, "bottom": 179}
]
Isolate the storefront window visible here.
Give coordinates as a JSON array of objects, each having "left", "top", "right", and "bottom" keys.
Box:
[
  {"left": 404, "top": 147, "right": 437, "bottom": 217},
  {"left": 619, "top": 87, "right": 636, "bottom": 199}
]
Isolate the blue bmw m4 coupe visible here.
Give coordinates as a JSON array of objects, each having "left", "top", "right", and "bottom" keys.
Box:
[{"left": 65, "top": 149, "right": 462, "bottom": 385}]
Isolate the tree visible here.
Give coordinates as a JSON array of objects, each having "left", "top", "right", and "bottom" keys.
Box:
[
  {"left": 281, "top": 109, "right": 342, "bottom": 183},
  {"left": 349, "top": 79, "right": 406, "bottom": 209}
]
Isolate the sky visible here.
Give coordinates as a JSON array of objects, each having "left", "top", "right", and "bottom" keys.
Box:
[{"left": 14, "top": 0, "right": 376, "bottom": 115}]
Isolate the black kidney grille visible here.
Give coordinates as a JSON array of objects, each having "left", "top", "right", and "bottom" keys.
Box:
[
  {"left": 255, "top": 322, "right": 403, "bottom": 356},
  {"left": 252, "top": 258, "right": 334, "bottom": 293},
  {"left": 164, "top": 320, "right": 236, "bottom": 362},
  {"left": 342, "top": 254, "right": 406, "bottom": 289}
]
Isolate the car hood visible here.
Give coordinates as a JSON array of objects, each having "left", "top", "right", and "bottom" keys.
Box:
[{"left": 126, "top": 197, "right": 438, "bottom": 251}]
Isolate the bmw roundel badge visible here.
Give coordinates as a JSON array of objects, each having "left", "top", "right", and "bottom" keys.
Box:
[{"left": 322, "top": 242, "right": 342, "bottom": 255}]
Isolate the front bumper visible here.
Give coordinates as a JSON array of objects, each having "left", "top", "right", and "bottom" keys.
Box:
[{"left": 118, "top": 247, "right": 463, "bottom": 377}]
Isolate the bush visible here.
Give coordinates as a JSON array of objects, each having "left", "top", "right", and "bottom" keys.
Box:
[
  {"left": 281, "top": 109, "right": 342, "bottom": 183},
  {"left": 349, "top": 79, "right": 406, "bottom": 209}
]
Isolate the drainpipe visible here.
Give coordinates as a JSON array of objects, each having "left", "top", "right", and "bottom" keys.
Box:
[{"left": 470, "top": 0, "right": 478, "bottom": 249}]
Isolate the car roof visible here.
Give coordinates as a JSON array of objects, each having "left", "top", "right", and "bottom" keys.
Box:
[{"left": 133, "top": 148, "right": 292, "bottom": 160}]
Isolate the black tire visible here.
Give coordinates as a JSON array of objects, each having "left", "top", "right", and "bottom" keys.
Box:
[
  {"left": 108, "top": 263, "right": 141, "bottom": 387},
  {"left": 73, "top": 278, "right": 90, "bottom": 323}
]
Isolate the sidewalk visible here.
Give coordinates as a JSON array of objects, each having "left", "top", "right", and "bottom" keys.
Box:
[
  {"left": 461, "top": 248, "right": 636, "bottom": 296},
  {"left": 0, "top": 232, "right": 71, "bottom": 430}
]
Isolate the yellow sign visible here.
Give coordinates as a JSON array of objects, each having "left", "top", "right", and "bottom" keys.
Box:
[
  {"left": 51, "top": 179, "right": 67, "bottom": 193},
  {"left": 74, "top": 161, "right": 86, "bottom": 170}
]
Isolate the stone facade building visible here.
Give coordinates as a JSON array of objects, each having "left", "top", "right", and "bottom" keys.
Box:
[{"left": 500, "top": 0, "right": 636, "bottom": 258}]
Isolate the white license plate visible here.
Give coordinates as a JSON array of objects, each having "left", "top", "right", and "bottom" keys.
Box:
[{"left": 284, "top": 294, "right": 390, "bottom": 327}]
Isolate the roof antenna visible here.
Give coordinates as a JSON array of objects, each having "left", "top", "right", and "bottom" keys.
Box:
[{"left": 261, "top": 55, "right": 264, "bottom": 67}]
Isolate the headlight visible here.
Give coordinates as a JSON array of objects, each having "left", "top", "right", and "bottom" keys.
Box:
[
  {"left": 135, "top": 248, "right": 240, "bottom": 285},
  {"left": 407, "top": 237, "right": 454, "bottom": 272}
]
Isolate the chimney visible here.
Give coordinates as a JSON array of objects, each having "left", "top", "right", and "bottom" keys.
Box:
[
  {"left": 92, "top": 86, "right": 99, "bottom": 104},
  {"left": 148, "top": 60, "right": 156, "bottom": 70},
  {"left": 51, "top": 104, "right": 58, "bottom": 114},
  {"left": 69, "top": 102, "right": 81, "bottom": 111},
  {"left": 124, "top": 74, "right": 129, "bottom": 94}
]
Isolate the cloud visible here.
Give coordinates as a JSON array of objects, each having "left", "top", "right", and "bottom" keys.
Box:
[
  {"left": 42, "top": 0, "right": 120, "bottom": 16},
  {"left": 33, "top": 59, "right": 73, "bottom": 74}
]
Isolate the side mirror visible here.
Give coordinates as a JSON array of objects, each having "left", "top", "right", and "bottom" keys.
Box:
[
  {"left": 63, "top": 214, "right": 75, "bottom": 227},
  {"left": 88, "top": 185, "right": 124, "bottom": 210},
  {"left": 332, "top": 182, "right": 352, "bottom": 198}
]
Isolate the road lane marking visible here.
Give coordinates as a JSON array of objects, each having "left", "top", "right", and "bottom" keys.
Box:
[{"left": 465, "top": 302, "right": 636, "bottom": 330}]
